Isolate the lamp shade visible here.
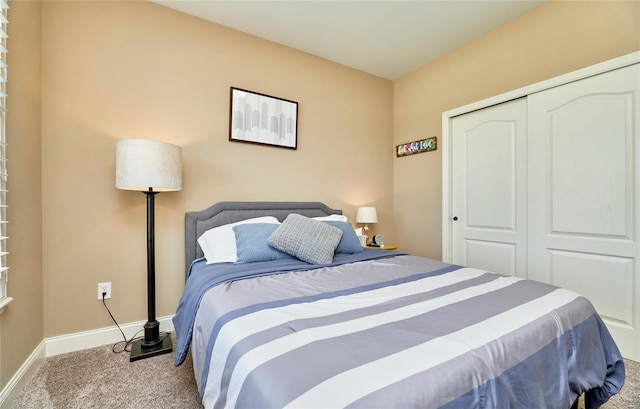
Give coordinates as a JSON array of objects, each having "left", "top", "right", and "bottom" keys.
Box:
[
  {"left": 356, "top": 207, "right": 378, "bottom": 224},
  {"left": 116, "top": 139, "right": 182, "bottom": 192}
]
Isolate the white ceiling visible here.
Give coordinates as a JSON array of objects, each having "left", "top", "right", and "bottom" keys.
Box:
[{"left": 153, "top": 0, "right": 546, "bottom": 80}]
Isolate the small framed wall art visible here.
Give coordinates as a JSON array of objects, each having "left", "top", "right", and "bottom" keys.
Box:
[
  {"left": 396, "top": 136, "right": 437, "bottom": 157},
  {"left": 229, "top": 87, "right": 298, "bottom": 150}
]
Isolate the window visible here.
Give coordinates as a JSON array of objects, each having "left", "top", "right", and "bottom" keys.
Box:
[{"left": 0, "top": 0, "right": 9, "bottom": 310}]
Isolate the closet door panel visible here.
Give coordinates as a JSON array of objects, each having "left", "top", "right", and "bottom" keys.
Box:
[
  {"left": 550, "top": 93, "right": 630, "bottom": 237},
  {"left": 451, "top": 98, "right": 527, "bottom": 277},
  {"left": 549, "top": 250, "right": 634, "bottom": 327},
  {"left": 465, "top": 240, "right": 516, "bottom": 275},
  {"left": 465, "top": 123, "right": 515, "bottom": 229},
  {"left": 528, "top": 64, "right": 640, "bottom": 360}
]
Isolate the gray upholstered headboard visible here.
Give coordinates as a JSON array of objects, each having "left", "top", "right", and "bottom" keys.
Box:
[{"left": 185, "top": 201, "right": 342, "bottom": 275}]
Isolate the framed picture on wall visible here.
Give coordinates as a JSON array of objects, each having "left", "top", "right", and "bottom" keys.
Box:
[{"left": 229, "top": 87, "right": 298, "bottom": 150}]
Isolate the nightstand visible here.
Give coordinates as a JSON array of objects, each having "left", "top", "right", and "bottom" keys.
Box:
[{"left": 366, "top": 245, "right": 397, "bottom": 250}]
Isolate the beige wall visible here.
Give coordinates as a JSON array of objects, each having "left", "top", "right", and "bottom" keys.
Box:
[
  {"left": 393, "top": 0, "right": 640, "bottom": 259},
  {"left": 2, "top": 1, "right": 44, "bottom": 388},
  {"left": 3, "top": 0, "right": 640, "bottom": 391},
  {"left": 39, "top": 1, "right": 393, "bottom": 337}
]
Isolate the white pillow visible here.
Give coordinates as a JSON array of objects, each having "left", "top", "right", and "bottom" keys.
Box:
[
  {"left": 313, "top": 214, "right": 348, "bottom": 222},
  {"left": 197, "top": 216, "right": 280, "bottom": 264}
]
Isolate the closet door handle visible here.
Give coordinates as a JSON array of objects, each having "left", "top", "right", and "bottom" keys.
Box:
[{"left": 452, "top": 216, "right": 458, "bottom": 221}]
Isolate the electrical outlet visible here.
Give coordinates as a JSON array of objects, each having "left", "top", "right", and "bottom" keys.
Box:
[{"left": 98, "top": 282, "right": 111, "bottom": 300}]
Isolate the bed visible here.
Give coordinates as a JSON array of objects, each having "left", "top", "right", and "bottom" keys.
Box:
[{"left": 173, "top": 201, "right": 625, "bottom": 409}]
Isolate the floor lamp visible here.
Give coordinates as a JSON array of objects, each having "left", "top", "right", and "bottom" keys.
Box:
[{"left": 116, "top": 139, "right": 182, "bottom": 362}]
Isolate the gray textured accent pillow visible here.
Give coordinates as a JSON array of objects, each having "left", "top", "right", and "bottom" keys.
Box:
[{"left": 268, "top": 213, "right": 343, "bottom": 264}]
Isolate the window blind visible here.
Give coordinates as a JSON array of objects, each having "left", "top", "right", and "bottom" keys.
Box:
[{"left": 0, "top": 0, "right": 8, "bottom": 302}]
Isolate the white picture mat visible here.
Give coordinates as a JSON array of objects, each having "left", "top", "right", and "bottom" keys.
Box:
[{"left": 230, "top": 88, "right": 298, "bottom": 149}]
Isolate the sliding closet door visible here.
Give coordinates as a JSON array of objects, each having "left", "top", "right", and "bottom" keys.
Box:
[
  {"left": 451, "top": 98, "right": 528, "bottom": 277},
  {"left": 528, "top": 64, "right": 640, "bottom": 360}
]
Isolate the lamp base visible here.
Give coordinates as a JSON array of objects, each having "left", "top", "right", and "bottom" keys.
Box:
[{"left": 129, "top": 334, "right": 172, "bottom": 362}]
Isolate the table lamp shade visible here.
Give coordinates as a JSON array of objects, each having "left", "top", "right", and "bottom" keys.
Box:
[
  {"left": 116, "top": 139, "right": 182, "bottom": 192},
  {"left": 356, "top": 207, "right": 378, "bottom": 224}
]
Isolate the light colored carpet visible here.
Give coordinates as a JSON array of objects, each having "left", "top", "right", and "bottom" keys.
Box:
[
  {"left": 11, "top": 333, "right": 640, "bottom": 408},
  {"left": 11, "top": 333, "right": 201, "bottom": 409}
]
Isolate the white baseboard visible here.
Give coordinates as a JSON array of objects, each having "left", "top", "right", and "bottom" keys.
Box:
[
  {"left": 45, "top": 315, "right": 175, "bottom": 357},
  {"left": 0, "top": 340, "right": 46, "bottom": 409},
  {"left": 0, "top": 315, "right": 175, "bottom": 408}
]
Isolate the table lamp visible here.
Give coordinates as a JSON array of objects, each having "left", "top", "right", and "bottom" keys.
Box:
[{"left": 356, "top": 206, "right": 378, "bottom": 245}]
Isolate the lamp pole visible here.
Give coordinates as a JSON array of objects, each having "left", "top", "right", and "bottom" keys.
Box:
[
  {"left": 130, "top": 189, "right": 172, "bottom": 361},
  {"left": 142, "top": 189, "right": 161, "bottom": 348}
]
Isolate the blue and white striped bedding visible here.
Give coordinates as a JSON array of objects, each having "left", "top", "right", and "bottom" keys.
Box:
[{"left": 173, "top": 252, "right": 624, "bottom": 409}]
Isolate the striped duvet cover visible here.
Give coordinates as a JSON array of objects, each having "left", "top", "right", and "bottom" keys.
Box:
[{"left": 175, "top": 252, "right": 624, "bottom": 409}]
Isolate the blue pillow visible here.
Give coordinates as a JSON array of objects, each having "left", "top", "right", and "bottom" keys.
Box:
[
  {"left": 322, "top": 221, "right": 364, "bottom": 254},
  {"left": 233, "top": 224, "right": 295, "bottom": 264}
]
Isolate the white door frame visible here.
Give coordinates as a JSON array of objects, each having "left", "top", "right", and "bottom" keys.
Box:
[{"left": 441, "top": 51, "right": 640, "bottom": 263}]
